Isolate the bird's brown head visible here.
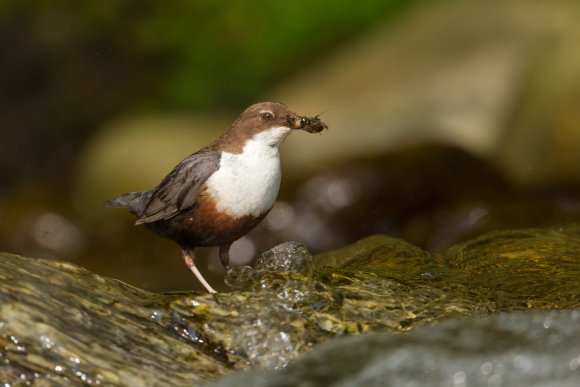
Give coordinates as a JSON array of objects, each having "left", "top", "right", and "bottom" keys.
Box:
[{"left": 225, "top": 102, "right": 328, "bottom": 147}]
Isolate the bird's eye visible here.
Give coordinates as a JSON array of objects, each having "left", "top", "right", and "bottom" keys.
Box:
[{"left": 261, "top": 112, "right": 274, "bottom": 121}]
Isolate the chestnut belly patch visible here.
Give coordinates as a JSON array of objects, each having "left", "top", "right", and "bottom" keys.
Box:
[{"left": 147, "top": 190, "right": 268, "bottom": 248}]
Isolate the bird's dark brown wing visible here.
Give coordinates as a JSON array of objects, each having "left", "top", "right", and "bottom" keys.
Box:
[{"left": 135, "top": 149, "right": 220, "bottom": 225}]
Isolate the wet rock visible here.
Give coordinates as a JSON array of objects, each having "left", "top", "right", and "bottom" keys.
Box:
[
  {"left": 2, "top": 225, "right": 580, "bottom": 385},
  {"left": 0, "top": 253, "right": 231, "bottom": 385},
  {"left": 209, "top": 309, "right": 580, "bottom": 387}
]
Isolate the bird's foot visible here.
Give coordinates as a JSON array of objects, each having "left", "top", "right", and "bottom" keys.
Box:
[{"left": 182, "top": 250, "right": 217, "bottom": 293}]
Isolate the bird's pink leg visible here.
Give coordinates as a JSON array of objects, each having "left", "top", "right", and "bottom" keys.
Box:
[{"left": 182, "top": 249, "right": 217, "bottom": 293}]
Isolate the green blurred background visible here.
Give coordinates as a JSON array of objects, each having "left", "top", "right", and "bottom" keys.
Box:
[
  {"left": 2, "top": 0, "right": 580, "bottom": 292},
  {"left": 1, "top": 0, "right": 409, "bottom": 191}
]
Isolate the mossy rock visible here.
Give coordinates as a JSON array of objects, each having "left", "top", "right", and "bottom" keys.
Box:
[{"left": 2, "top": 225, "right": 580, "bottom": 385}]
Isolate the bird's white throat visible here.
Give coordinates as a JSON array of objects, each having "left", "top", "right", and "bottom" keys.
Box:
[{"left": 205, "top": 127, "right": 291, "bottom": 218}]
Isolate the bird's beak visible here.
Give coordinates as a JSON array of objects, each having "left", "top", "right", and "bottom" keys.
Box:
[{"left": 286, "top": 114, "right": 328, "bottom": 133}]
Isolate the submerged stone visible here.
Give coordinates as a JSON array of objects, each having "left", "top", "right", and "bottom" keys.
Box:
[
  {"left": 209, "top": 309, "right": 580, "bottom": 387},
  {"left": 2, "top": 225, "right": 580, "bottom": 385}
]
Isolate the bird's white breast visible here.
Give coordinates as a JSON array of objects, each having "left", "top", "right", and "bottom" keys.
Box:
[{"left": 205, "top": 127, "right": 291, "bottom": 218}]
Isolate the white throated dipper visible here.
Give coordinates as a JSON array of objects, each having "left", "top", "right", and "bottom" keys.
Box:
[{"left": 104, "top": 102, "right": 327, "bottom": 293}]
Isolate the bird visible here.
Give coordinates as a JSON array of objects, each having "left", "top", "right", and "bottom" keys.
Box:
[{"left": 103, "top": 102, "right": 327, "bottom": 293}]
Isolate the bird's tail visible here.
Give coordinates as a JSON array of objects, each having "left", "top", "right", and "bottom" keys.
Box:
[{"left": 102, "top": 191, "right": 152, "bottom": 217}]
